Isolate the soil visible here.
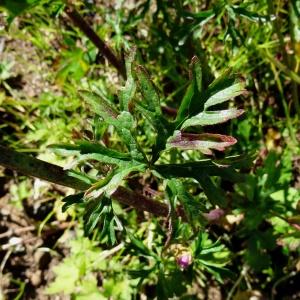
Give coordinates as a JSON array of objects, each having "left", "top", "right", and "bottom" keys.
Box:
[{"left": 0, "top": 176, "right": 72, "bottom": 300}]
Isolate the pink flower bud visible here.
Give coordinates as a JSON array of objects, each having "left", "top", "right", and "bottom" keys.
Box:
[
  {"left": 203, "top": 208, "right": 225, "bottom": 222},
  {"left": 176, "top": 252, "right": 192, "bottom": 270}
]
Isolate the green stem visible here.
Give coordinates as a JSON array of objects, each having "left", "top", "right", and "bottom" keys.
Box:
[
  {"left": 267, "top": 0, "right": 300, "bottom": 118},
  {"left": 263, "top": 50, "right": 300, "bottom": 84},
  {"left": 289, "top": 2, "right": 300, "bottom": 117},
  {"left": 267, "top": 0, "right": 288, "bottom": 65},
  {"left": 269, "top": 63, "right": 297, "bottom": 144}
]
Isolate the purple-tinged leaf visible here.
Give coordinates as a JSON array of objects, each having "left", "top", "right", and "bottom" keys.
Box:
[
  {"left": 166, "top": 131, "right": 237, "bottom": 155},
  {"left": 181, "top": 108, "right": 244, "bottom": 129}
]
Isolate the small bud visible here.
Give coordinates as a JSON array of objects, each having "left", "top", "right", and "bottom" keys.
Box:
[
  {"left": 203, "top": 208, "right": 225, "bottom": 222},
  {"left": 176, "top": 251, "right": 193, "bottom": 270}
]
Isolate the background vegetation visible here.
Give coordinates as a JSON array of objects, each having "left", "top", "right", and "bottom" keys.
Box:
[{"left": 0, "top": 0, "right": 299, "bottom": 299}]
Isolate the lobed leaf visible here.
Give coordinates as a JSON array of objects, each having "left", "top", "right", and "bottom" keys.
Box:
[
  {"left": 0, "top": 0, "right": 40, "bottom": 23},
  {"left": 232, "top": 6, "right": 269, "bottom": 22},
  {"left": 127, "top": 232, "right": 156, "bottom": 257},
  {"left": 79, "top": 90, "right": 119, "bottom": 121},
  {"left": 196, "top": 175, "right": 227, "bottom": 207},
  {"left": 167, "top": 179, "right": 203, "bottom": 224},
  {"left": 61, "top": 192, "right": 84, "bottom": 212},
  {"left": 134, "top": 65, "right": 162, "bottom": 116},
  {"left": 50, "top": 141, "right": 131, "bottom": 161},
  {"left": 114, "top": 112, "right": 146, "bottom": 161},
  {"left": 155, "top": 158, "right": 247, "bottom": 182},
  {"left": 83, "top": 197, "right": 106, "bottom": 235}
]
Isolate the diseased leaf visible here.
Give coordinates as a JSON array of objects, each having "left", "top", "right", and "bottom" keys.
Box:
[
  {"left": 166, "top": 131, "right": 237, "bottom": 155},
  {"left": 204, "top": 81, "right": 245, "bottom": 110},
  {"left": 181, "top": 108, "right": 244, "bottom": 129}
]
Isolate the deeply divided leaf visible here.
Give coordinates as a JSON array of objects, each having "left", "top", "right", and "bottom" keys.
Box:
[
  {"left": 79, "top": 90, "right": 119, "bottom": 121},
  {"left": 134, "top": 65, "right": 162, "bottom": 116}
]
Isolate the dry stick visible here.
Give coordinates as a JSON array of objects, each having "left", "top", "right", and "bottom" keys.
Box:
[
  {"left": 65, "top": 5, "right": 126, "bottom": 79},
  {"left": 0, "top": 145, "right": 184, "bottom": 218}
]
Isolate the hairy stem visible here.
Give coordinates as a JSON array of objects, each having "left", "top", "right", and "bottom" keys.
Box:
[
  {"left": 0, "top": 145, "right": 89, "bottom": 190},
  {"left": 0, "top": 145, "right": 183, "bottom": 218}
]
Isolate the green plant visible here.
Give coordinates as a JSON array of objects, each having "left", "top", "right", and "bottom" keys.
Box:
[{"left": 1, "top": 1, "right": 300, "bottom": 299}]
